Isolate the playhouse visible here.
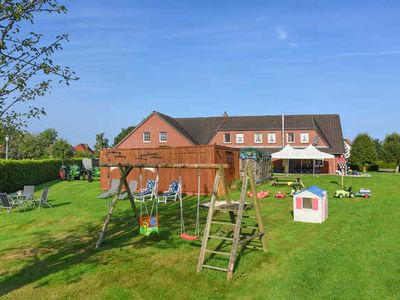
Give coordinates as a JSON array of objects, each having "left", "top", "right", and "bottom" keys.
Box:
[{"left": 293, "top": 186, "right": 328, "bottom": 223}]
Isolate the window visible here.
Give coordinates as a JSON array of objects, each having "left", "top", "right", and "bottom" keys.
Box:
[
  {"left": 302, "top": 198, "right": 312, "bottom": 209},
  {"left": 159, "top": 132, "right": 167, "bottom": 142},
  {"left": 143, "top": 132, "right": 150, "bottom": 142},
  {"left": 300, "top": 133, "right": 309, "bottom": 143},
  {"left": 315, "top": 159, "right": 324, "bottom": 167},
  {"left": 223, "top": 133, "right": 231, "bottom": 143},
  {"left": 236, "top": 133, "right": 244, "bottom": 144},
  {"left": 267, "top": 133, "right": 276, "bottom": 143},
  {"left": 254, "top": 133, "right": 263, "bottom": 143},
  {"left": 287, "top": 132, "right": 295, "bottom": 143}
]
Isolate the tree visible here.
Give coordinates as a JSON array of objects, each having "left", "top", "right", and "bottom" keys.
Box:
[
  {"left": 18, "top": 132, "right": 46, "bottom": 158},
  {"left": 373, "top": 138, "right": 383, "bottom": 160},
  {"left": 0, "top": 0, "right": 78, "bottom": 129},
  {"left": 113, "top": 126, "right": 134, "bottom": 146},
  {"left": 50, "top": 138, "right": 72, "bottom": 159},
  {"left": 382, "top": 133, "right": 400, "bottom": 173},
  {"left": 94, "top": 132, "right": 109, "bottom": 157},
  {"left": 350, "top": 133, "right": 377, "bottom": 172},
  {"left": 74, "top": 150, "right": 94, "bottom": 158}
]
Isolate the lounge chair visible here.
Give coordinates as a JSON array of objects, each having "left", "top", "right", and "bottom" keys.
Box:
[
  {"left": 97, "top": 179, "right": 120, "bottom": 199},
  {"left": 134, "top": 179, "right": 157, "bottom": 203},
  {"left": 34, "top": 187, "right": 51, "bottom": 208},
  {"left": 118, "top": 180, "right": 138, "bottom": 200},
  {"left": 157, "top": 180, "right": 181, "bottom": 204},
  {"left": 22, "top": 185, "right": 35, "bottom": 201},
  {"left": 0, "top": 193, "right": 19, "bottom": 213}
]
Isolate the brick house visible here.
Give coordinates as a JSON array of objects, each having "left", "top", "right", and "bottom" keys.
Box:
[
  {"left": 116, "top": 111, "right": 345, "bottom": 174},
  {"left": 74, "top": 143, "right": 95, "bottom": 155}
]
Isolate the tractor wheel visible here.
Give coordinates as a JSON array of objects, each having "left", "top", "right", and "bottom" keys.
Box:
[
  {"left": 350, "top": 193, "right": 355, "bottom": 198},
  {"left": 339, "top": 194, "right": 343, "bottom": 199}
]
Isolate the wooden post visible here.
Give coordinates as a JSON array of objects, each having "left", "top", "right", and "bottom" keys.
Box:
[
  {"left": 227, "top": 164, "right": 248, "bottom": 280},
  {"left": 247, "top": 163, "right": 268, "bottom": 253},
  {"left": 197, "top": 170, "right": 221, "bottom": 273},
  {"left": 96, "top": 164, "right": 133, "bottom": 249}
]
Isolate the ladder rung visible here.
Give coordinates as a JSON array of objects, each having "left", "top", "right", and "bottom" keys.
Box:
[
  {"left": 205, "top": 249, "right": 231, "bottom": 256},
  {"left": 239, "top": 232, "right": 264, "bottom": 244},
  {"left": 242, "top": 215, "right": 257, "bottom": 219},
  {"left": 211, "top": 221, "right": 235, "bottom": 226},
  {"left": 241, "top": 225, "right": 259, "bottom": 229},
  {"left": 208, "top": 235, "right": 234, "bottom": 241},
  {"left": 202, "top": 264, "right": 228, "bottom": 272}
]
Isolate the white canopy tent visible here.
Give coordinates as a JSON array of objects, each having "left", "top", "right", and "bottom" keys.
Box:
[{"left": 271, "top": 144, "right": 334, "bottom": 175}]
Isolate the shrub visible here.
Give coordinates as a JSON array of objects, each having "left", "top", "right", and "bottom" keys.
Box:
[{"left": 0, "top": 159, "right": 64, "bottom": 193}]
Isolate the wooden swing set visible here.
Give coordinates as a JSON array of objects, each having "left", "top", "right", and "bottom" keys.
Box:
[{"left": 95, "top": 161, "right": 267, "bottom": 280}]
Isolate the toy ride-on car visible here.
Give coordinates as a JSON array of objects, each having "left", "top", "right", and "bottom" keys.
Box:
[
  {"left": 334, "top": 186, "right": 355, "bottom": 198},
  {"left": 274, "top": 192, "right": 286, "bottom": 199},
  {"left": 354, "top": 188, "right": 372, "bottom": 198}
]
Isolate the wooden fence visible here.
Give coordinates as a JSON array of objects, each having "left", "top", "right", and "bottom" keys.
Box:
[{"left": 100, "top": 145, "right": 239, "bottom": 195}]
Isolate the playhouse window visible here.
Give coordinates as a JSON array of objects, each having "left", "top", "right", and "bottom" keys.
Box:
[{"left": 302, "top": 198, "right": 312, "bottom": 209}]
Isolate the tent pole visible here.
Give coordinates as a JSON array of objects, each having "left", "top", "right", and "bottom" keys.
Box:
[{"left": 313, "top": 160, "right": 315, "bottom": 177}]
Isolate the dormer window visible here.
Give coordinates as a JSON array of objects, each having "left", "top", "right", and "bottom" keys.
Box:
[{"left": 313, "top": 136, "right": 319, "bottom": 146}]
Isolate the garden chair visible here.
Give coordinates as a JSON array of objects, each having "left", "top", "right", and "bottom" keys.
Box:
[
  {"left": 157, "top": 180, "right": 181, "bottom": 204},
  {"left": 118, "top": 180, "right": 138, "bottom": 200},
  {"left": 97, "top": 179, "right": 120, "bottom": 199},
  {"left": 34, "top": 187, "right": 51, "bottom": 209},
  {"left": 22, "top": 185, "right": 35, "bottom": 201},
  {"left": 134, "top": 179, "right": 157, "bottom": 203},
  {"left": 0, "top": 193, "right": 19, "bottom": 213}
]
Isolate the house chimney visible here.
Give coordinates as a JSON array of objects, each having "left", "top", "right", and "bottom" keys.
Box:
[{"left": 223, "top": 111, "right": 228, "bottom": 118}]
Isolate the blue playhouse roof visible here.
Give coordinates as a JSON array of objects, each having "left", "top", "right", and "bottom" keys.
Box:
[{"left": 294, "top": 185, "right": 326, "bottom": 198}]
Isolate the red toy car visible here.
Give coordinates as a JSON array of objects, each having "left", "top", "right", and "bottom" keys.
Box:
[{"left": 274, "top": 192, "right": 286, "bottom": 199}]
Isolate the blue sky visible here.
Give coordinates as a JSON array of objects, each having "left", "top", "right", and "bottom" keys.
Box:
[{"left": 26, "top": 0, "right": 400, "bottom": 146}]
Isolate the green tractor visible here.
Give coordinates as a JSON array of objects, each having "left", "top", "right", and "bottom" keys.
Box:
[
  {"left": 81, "top": 158, "right": 100, "bottom": 182},
  {"left": 334, "top": 186, "right": 355, "bottom": 198},
  {"left": 59, "top": 158, "right": 100, "bottom": 182}
]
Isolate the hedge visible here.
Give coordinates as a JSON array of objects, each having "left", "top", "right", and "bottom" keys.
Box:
[
  {"left": 0, "top": 158, "right": 82, "bottom": 193},
  {"left": 349, "top": 161, "right": 398, "bottom": 172}
]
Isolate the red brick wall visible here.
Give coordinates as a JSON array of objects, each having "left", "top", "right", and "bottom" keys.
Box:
[
  {"left": 117, "top": 114, "right": 193, "bottom": 149},
  {"left": 210, "top": 129, "right": 327, "bottom": 148}
]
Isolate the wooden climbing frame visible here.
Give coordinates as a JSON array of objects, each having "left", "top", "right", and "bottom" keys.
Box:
[
  {"left": 197, "top": 161, "right": 267, "bottom": 280},
  {"left": 95, "top": 162, "right": 229, "bottom": 249}
]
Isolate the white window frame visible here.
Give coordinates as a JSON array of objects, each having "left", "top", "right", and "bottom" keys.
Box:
[
  {"left": 267, "top": 133, "right": 276, "bottom": 144},
  {"left": 143, "top": 132, "right": 150, "bottom": 143},
  {"left": 223, "top": 133, "right": 231, "bottom": 144},
  {"left": 300, "top": 133, "right": 309, "bottom": 144},
  {"left": 236, "top": 133, "right": 244, "bottom": 144},
  {"left": 159, "top": 132, "right": 167, "bottom": 142},
  {"left": 287, "top": 132, "right": 295, "bottom": 143},
  {"left": 254, "top": 133, "right": 263, "bottom": 144}
]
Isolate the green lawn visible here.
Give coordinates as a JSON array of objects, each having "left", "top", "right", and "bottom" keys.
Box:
[{"left": 1, "top": 173, "right": 400, "bottom": 299}]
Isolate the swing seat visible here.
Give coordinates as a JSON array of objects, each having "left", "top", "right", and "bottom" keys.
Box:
[{"left": 180, "top": 233, "right": 199, "bottom": 241}]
